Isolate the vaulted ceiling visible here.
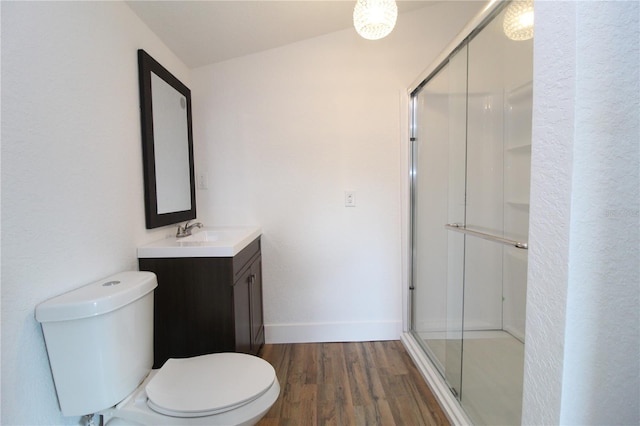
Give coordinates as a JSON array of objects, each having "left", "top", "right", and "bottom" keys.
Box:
[{"left": 126, "top": 1, "right": 435, "bottom": 68}]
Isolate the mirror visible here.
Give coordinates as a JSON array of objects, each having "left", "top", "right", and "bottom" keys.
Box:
[{"left": 138, "top": 49, "right": 196, "bottom": 229}]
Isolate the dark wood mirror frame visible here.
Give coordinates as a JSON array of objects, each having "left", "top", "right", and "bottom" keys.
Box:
[{"left": 138, "top": 49, "right": 196, "bottom": 229}]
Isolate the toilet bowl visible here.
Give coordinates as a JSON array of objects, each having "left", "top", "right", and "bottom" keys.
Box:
[
  {"left": 102, "top": 354, "right": 280, "bottom": 425},
  {"left": 35, "top": 271, "right": 279, "bottom": 426}
]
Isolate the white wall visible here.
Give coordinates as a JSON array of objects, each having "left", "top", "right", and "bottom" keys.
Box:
[
  {"left": 190, "top": 2, "right": 482, "bottom": 344},
  {"left": 523, "top": 1, "right": 639, "bottom": 424},
  {"left": 1, "top": 2, "right": 191, "bottom": 424}
]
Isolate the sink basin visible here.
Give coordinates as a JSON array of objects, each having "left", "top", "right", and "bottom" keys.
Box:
[
  {"left": 138, "top": 226, "right": 261, "bottom": 258},
  {"left": 178, "top": 229, "right": 241, "bottom": 243}
]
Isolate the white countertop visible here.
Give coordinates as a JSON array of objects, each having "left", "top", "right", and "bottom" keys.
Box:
[{"left": 137, "top": 226, "right": 261, "bottom": 258}]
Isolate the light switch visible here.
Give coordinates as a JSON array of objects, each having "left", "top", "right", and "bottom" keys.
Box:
[
  {"left": 197, "top": 172, "right": 209, "bottom": 190},
  {"left": 345, "top": 191, "right": 356, "bottom": 207}
]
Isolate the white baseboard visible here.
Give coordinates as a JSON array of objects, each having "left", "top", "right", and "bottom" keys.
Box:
[
  {"left": 264, "top": 320, "right": 402, "bottom": 344},
  {"left": 400, "top": 332, "right": 473, "bottom": 426}
]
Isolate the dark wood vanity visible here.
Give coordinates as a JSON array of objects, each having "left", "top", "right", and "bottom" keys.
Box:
[{"left": 139, "top": 237, "right": 264, "bottom": 368}]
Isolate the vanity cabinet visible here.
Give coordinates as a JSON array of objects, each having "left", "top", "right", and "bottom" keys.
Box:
[{"left": 139, "top": 237, "right": 264, "bottom": 368}]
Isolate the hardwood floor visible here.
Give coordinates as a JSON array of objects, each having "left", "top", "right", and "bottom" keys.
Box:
[{"left": 257, "top": 340, "right": 450, "bottom": 426}]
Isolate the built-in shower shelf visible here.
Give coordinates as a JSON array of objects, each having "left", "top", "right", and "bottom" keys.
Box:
[
  {"left": 506, "top": 200, "right": 530, "bottom": 209},
  {"left": 505, "top": 246, "right": 529, "bottom": 261},
  {"left": 506, "top": 142, "right": 531, "bottom": 153},
  {"left": 506, "top": 81, "right": 533, "bottom": 104}
]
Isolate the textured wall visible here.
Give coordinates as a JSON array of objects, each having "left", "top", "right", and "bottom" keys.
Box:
[
  {"left": 522, "top": 2, "right": 576, "bottom": 423},
  {"left": 523, "top": 1, "right": 639, "bottom": 424},
  {"left": 560, "top": 1, "right": 639, "bottom": 423},
  {"left": 1, "top": 2, "right": 189, "bottom": 424}
]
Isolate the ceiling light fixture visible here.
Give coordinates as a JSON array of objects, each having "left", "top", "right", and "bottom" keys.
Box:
[
  {"left": 503, "top": 0, "right": 534, "bottom": 41},
  {"left": 353, "top": 0, "right": 398, "bottom": 41}
]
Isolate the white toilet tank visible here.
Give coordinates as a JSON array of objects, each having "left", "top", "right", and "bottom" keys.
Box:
[{"left": 35, "top": 271, "right": 157, "bottom": 417}]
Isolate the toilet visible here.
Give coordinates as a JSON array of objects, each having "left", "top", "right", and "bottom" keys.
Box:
[{"left": 35, "top": 271, "right": 280, "bottom": 425}]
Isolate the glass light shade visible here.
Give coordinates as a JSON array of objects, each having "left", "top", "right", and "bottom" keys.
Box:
[
  {"left": 353, "top": 0, "right": 398, "bottom": 41},
  {"left": 503, "top": 0, "right": 534, "bottom": 41}
]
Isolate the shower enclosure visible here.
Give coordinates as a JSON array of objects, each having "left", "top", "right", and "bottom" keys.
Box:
[{"left": 408, "top": 2, "right": 532, "bottom": 424}]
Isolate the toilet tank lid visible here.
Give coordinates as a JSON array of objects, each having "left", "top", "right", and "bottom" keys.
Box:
[{"left": 35, "top": 271, "right": 157, "bottom": 323}]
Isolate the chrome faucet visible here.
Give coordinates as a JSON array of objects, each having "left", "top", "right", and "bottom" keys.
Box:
[{"left": 176, "top": 220, "right": 203, "bottom": 238}]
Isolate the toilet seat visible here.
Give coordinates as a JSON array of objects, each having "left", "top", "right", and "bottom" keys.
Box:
[{"left": 145, "top": 353, "right": 276, "bottom": 418}]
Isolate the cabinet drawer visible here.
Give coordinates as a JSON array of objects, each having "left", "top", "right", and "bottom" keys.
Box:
[{"left": 233, "top": 237, "right": 260, "bottom": 281}]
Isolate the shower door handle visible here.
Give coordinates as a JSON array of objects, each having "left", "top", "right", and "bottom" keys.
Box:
[{"left": 445, "top": 223, "right": 528, "bottom": 250}]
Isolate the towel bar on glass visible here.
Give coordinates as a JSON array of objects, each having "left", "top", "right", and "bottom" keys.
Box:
[{"left": 445, "top": 223, "right": 528, "bottom": 250}]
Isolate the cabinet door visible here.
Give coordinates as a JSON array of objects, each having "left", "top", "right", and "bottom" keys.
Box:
[
  {"left": 233, "top": 267, "right": 252, "bottom": 354},
  {"left": 140, "top": 257, "right": 235, "bottom": 368},
  {"left": 249, "top": 256, "right": 265, "bottom": 352}
]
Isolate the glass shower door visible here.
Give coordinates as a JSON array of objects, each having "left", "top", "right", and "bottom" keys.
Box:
[
  {"left": 459, "top": 5, "right": 532, "bottom": 425},
  {"left": 410, "top": 44, "right": 468, "bottom": 397},
  {"left": 409, "top": 3, "right": 532, "bottom": 425}
]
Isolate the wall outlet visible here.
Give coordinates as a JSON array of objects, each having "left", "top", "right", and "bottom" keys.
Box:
[{"left": 345, "top": 191, "right": 356, "bottom": 207}]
